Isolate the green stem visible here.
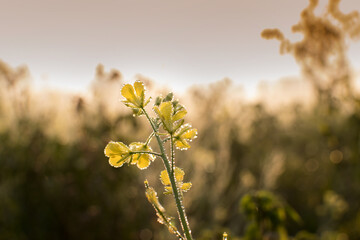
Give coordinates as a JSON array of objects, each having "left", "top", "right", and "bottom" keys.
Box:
[
  {"left": 153, "top": 201, "right": 185, "bottom": 240},
  {"left": 163, "top": 137, "right": 171, "bottom": 143},
  {"left": 142, "top": 108, "right": 193, "bottom": 240},
  {"left": 116, "top": 153, "right": 131, "bottom": 164},
  {"left": 145, "top": 131, "right": 155, "bottom": 146},
  {"left": 144, "top": 182, "right": 185, "bottom": 240},
  {"left": 117, "top": 152, "right": 162, "bottom": 164},
  {"left": 131, "top": 151, "right": 162, "bottom": 157},
  {"left": 170, "top": 136, "right": 175, "bottom": 173}
]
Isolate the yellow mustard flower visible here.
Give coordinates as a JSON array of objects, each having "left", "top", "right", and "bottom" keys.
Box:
[
  {"left": 153, "top": 101, "right": 187, "bottom": 133},
  {"left": 104, "top": 141, "right": 155, "bottom": 169},
  {"left": 223, "top": 232, "right": 228, "bottom": 240},
  {"left": 160, "top": 167, "right": 192, "bottom": 194},
  {"left": 173, "top": 124, "right": 198, "bottom": 150},
  {"left": 121, "top": 80, "right": 151, "bottom": 112},
  {"left": 129, "top": 142, "right": 155, "bottom": 170},
  {"left": 104, "top": 141, "right": 131, "bottom": 167}
]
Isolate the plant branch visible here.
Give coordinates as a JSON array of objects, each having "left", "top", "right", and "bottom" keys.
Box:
[
  {"left": 131, "top": 151, "right": 162, "bottom": 157},
  {"left": 142, "top": 108, "right": 193, "bottom": 240},
  {"left": 170, "top": 136, "right": 175, "bottom": 173},
  {"left": 145, "top": 131, "right": 155, "bottom": 146}
]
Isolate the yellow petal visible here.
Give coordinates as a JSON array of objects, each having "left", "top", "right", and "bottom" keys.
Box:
[
  {"left": 129, "top": 142, "right": 155, "bottom": 169},
  {"left": 174, "top": 124, "right": 192, "bottom": 137},
  {"left": 174, "top": 167, "right": 184, "bottom": 182},
  {"left": 172, "top": 109, "right": 187, "bottom": 122},
  {"left": 181, "top": 182, "right": 192, "bottom": 192},
  {"left": 182, "top": 129, "right": 197, "bottom": 140},
  {"left": 104, "top": 141, "right": 129, "bottom": 157},
  {"left": 144, "top": 97, "right": 151, "bottom": 107},
  {"left": 129, "top": 142, "right": 144, "bottom": 150},
  {"left": 159, "top": 102, "right": 174, "bottom": 132},
  {"left": 175, "top": 139, "right": 191, "bottom": 150},
  {"left": 121, "top": 84, "right": 138, "bottom": 105},
  {"left": 134, "top": 80, "right": 145, "bottom": 99},
  {"left": 130, "top": 153, "right": 140, "bottom": 164},
  {"left": 153, "top": 105, "right": 161, "bottom": 116},
  {"left": 173, "top": 119, "right": 184, "bottom": 132},
  {"left": 136, "top": 155, "right": 151, "bottom": 169},
  {"left": 109, "top": 155, "right": 128, "bottom": 168},
  {"left": 130, "top": 142, "right": 155, "bottom": 159},
  {"left": 160, "top": 170, "right": 171, "bottom": 186},
  {"left": 164, "top": 186, "right": 173, "bottom": 194}
]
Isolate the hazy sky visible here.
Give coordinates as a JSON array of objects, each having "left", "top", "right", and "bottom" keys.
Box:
[{"left": 1, "top": 0, "right": 359, "bottom": 96}]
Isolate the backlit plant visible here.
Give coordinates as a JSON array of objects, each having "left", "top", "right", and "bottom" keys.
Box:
[{"left": 104, "top": 80, "right": 198, "bottom": 240}]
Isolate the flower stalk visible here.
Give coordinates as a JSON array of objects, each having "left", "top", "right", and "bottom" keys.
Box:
[
  {"left": 143, "top": 108, "right": 193, "bottom": 240},
  {"left": 104, "top": 81, "right": 196, "bottom": 240}
]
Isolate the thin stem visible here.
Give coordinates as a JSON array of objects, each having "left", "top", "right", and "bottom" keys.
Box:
[
  {"left": 144, "top": 182, "right": 185, "bottom": 240},
  {"left": 117, "top": 152, "right": 162, "bottom": 164},
  {"left": 153, "top": 202, "right": 185, "bottom": 240},
  {"left": 163, "top": 137, "right": 171, "bottom": 143},
  {"left": 142, "top": 108, "right": 193, "bottom": 240},
  {"left": 116, "top": 153, "right": 130, "bottom": 164},
  {"left": 145, "top": 131, "right": 155, "bottom": 146},
  {"left": 170, "top": 135, "right": 175, "bottom": 173},
  {"left": 131, "top": 151, "right": 162, "bottom": 157}
]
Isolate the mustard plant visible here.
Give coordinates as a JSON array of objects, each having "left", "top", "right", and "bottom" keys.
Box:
[{"left": 104, "top": 80, "right": 198, "bottom": 240}]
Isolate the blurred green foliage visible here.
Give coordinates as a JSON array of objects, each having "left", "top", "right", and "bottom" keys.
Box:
[
  {"left": 1, "top": 60, "right": 360, "bottom": 239},
  {"left": 240, "top": 190, "right": 300, "bottom": 240}
]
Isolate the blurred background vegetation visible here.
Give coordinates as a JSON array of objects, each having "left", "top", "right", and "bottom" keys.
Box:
[{"left": 1, "top": 0, "right": 360, "bottom": 239}]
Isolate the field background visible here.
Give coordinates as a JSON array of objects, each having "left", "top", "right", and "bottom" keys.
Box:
[{"left": 1, "top": 0, "right": 360, "bottom": 239}]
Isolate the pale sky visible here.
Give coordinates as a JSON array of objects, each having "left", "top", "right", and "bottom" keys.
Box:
[{"left": 1, "top": 0, "right": 359, "bottom": 96}]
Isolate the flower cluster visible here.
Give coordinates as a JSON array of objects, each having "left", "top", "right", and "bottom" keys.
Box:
[
  {"left": 153, "top": 92, "right": 197, "bottom": 149},
  {"left": 104, "top": 81, "right": 197, "bottom": 170},
  {"left": 104, "top": 141, "right": 155, "bottom": 169},
  {"left": 173, "top": 124, "right": 198, "bottom": 150},
  {"left": 160, "top": 167, "right": 192, "bottom": 194},
  {"left": 154, "top": 101, "right": 187, "bottom": 134}
]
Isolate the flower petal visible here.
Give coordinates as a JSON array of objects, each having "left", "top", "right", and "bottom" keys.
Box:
[
  {"left": 130, "top": 143, "right": 155, "bottom": 158},
  {"left": 159, "top": 101, "right": 174, "bottom": 132},
  {"left": 129, "top": 142, "right": 144, "bottom": 150},
  {"left": 153, "top": 105, "right": 161, "bottom": 117},
  {"left": 181, "top": 182, "right": 192, "bottom": 192},
  {"left": 144, "top": 97, "right": 151, "bottom": 107},
  {"left": 160, "top": 170, "right": 171, "bottom": 186},
  {"left": 182, "top": 129, "right": 197, "bottom": 140},
  {"left": 109, "top": 155, "right": 128, "bottom": 168},
  {"left": 104, "top": 141, "right": 130, "bottom": 157},
  {"left": 129, "top": 142, "right": 155, "bottom": 169},
  {"left": 174, "top": 167, "right": 185, "bottom": 182},
  {"left": 121, "top": 84, "right": 138, "bottom": 105},
  {"left": 172, "top": 109, "right": 187, "bottom": 122},
  {"left": 175, "top": 139, "right": 191, "bottom": 150},
  {"left": 136, "top": 155, "right": 151, "bottom": 169},
  {"left": 164, "top": 186, "right": 173, "bottom": 194},
  {"left": 174, "top": 124, "right": 192, "bottom": 137},
  {"left": 134, "top": 80, "right": 145, "bottom": 97},
  {"left": 173, "top": 119, "right": 184, "bottom": 132}
]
